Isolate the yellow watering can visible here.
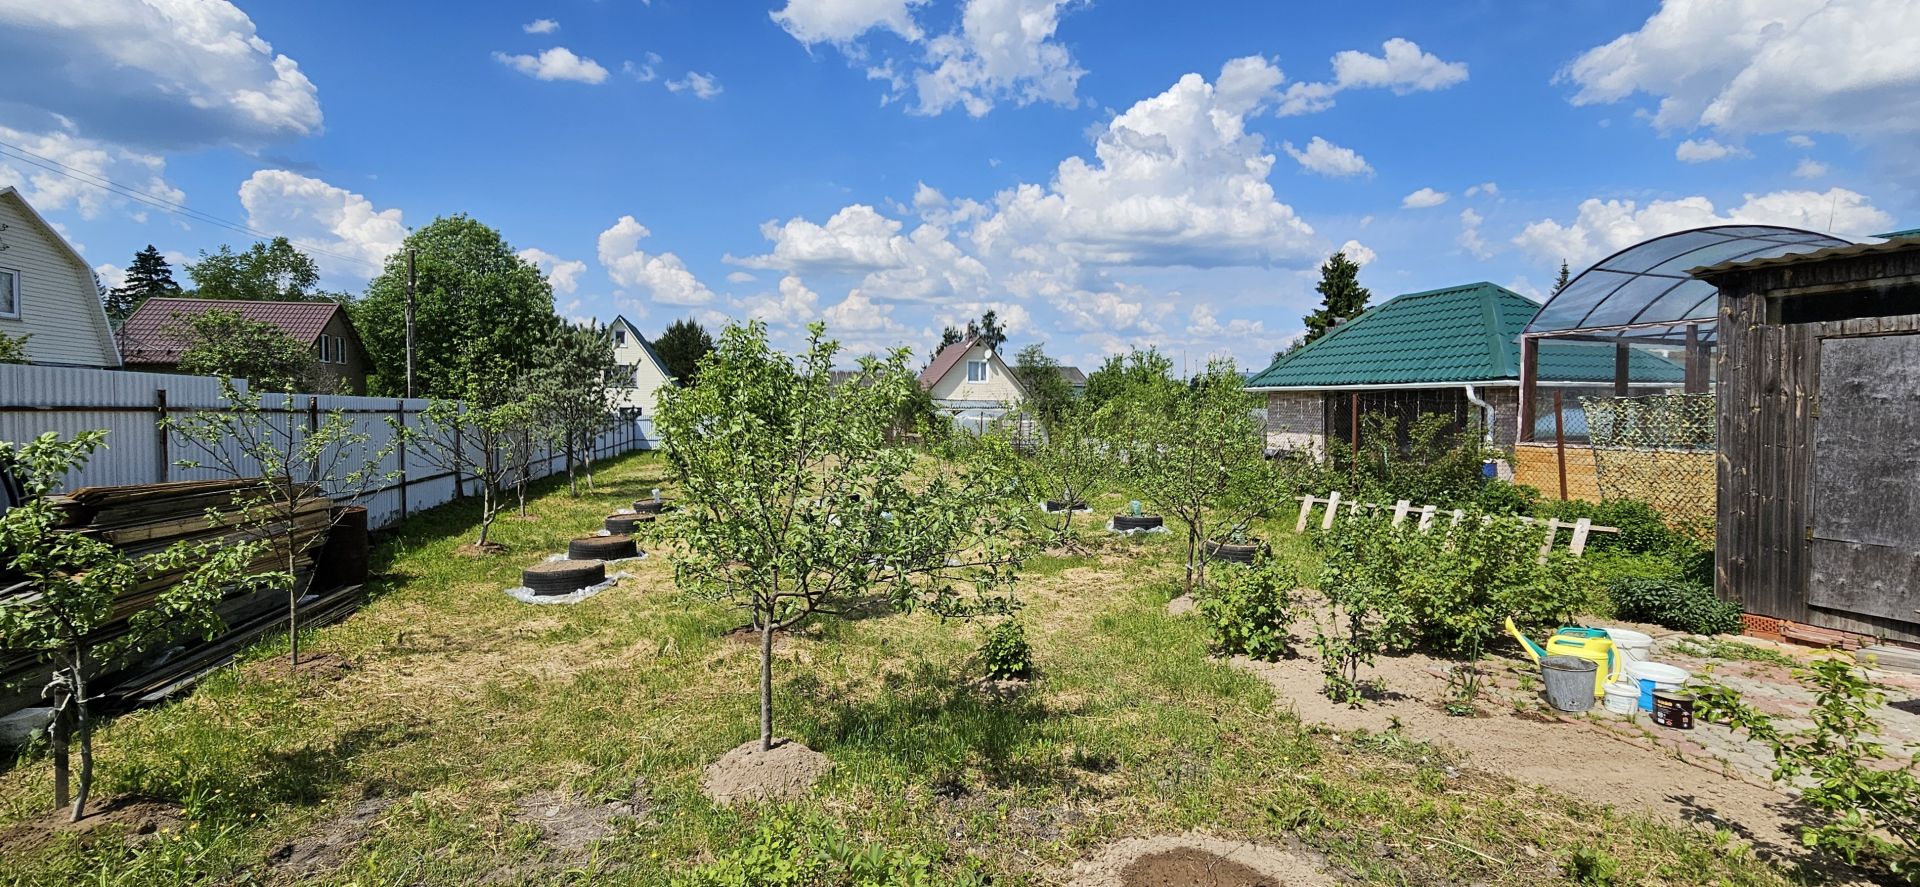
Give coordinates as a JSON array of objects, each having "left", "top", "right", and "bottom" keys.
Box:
[{"left": 1505, "top": 617, "right": 1618, "bottom": 697}]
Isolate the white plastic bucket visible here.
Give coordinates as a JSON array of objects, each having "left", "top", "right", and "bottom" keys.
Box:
[
  {"left": 1604, "top": 627, "right": 1654, "bottom": 662},
  {"left": 1623, "top": 660, "right": 1690, "bottom": 688},
  {"left": 1603, "top": 681, "right": 1640, "bottom": 714}
]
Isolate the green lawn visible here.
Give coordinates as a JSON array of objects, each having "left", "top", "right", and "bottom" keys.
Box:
[{"left": 0, "top": 452, "right": 1793, "bottom": 885}]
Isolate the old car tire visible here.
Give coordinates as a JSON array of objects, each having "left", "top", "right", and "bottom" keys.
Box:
[
  {"left": 568, "top": 534, "right": 638, "bottom": 561},
  {"left": 1113, "top": 514, "right": 1164, "bottom": 530},
  {"left": 604, "top": 512, "right": 656, "bottom": 535},
  {"left": 522, "top": 559, "right": 607, "bottom": 596}
]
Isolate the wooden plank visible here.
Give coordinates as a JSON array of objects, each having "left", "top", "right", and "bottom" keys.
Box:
[
  {"left": 1391, "top": 499, "right": 1411, "bottom": 526},
  {"left": 1569, "top": 518, "right": 1593, "bottom": 556},
  {"left": 1295, "top": 495, "right": 1317, "bottom": 534},
  {"left": 1321, "top": 491, "right": 1342, "bottom": 530},
  {"left": 1418, "top": 504, "right": 1436, "bottom": 532}
]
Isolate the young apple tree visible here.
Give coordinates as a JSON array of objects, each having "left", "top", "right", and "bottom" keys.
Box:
[
  {"left": 1031, "top": 404, "right": 1107, "bottom": 549},
  {"left": 1120, "top": 360, "right": 1281, "bottom": 595},
  {"left": 166, "top": 380, "right": 395, "bottom": 667},
  {"left": 656, "top": 321, "right": 1033, "bottom": 752},
  {"left": 0, "top": 431, "right": 266, "bottom": 820},
  {"left": 407, "top": 391, "right": 532, "bottom": 551}
]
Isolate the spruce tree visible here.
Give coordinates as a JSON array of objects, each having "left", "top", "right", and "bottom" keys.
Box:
[
  {"left": 104, "top": 245, "right": 180, "bottom": 325},
  {"left": 654, "top": 317, "right": 714, "bottom": 385},
  {"left": 1297, "top": 251, "right": 1371, "bottom": 349},
  {"left": 1551, "top": 260, "right": 1573, "bottom": 297}
]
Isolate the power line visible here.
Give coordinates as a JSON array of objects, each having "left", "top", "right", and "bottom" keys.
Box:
[{"left": 0, "top": 138, "right": 385, "bottom": 271}]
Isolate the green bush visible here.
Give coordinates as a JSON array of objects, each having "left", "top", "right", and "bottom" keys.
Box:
[
  {"left": 1407, "top": 513, "right": 1601, "bottom": 657},
  {"left": 1472, "top": 479, "right": 1541, "bottom": 515},
  {"left": 1607, "top": 578, "right": 1742, "bottom": 635},
  {"left": 978, "top": 619, "right": 1033, "bottom": 680},
  {"left": 676, "top": 808, "right": 975, "bottom": 886},
  {"left": 1313, "top": 516, "right": 1420, "bottom": 703},
  {"left": 1197, "top": 560, "right": 1298, "bottom": 660},
  {"left": 1536, "top": 498, "right": 1687, "bottom": 555}
]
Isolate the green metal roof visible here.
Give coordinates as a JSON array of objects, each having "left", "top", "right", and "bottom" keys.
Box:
[{"left": 1245, "top": 282, "right": 1683, "bottom": 388}]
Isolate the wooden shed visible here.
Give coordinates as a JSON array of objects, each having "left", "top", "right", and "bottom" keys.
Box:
[{"left": 1693, "top": 238, "right": 1920, "bottom": 645}]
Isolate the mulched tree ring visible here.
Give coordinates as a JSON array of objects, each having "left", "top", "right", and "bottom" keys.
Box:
[
  {"left": 568, "top": 534, "right": 638, "bottom": 561},
  {"left": 522, "top": 560, "right": 607, "bottom": 597},
  {"left": 604, "top": 512, "right": 657, "bottom": 535},
  {"left": 1043, "top": 499, "right": 1088, "bottom": 513},
  {"left": 1112, "top": 514, "right": 1164, "bottom": 531},
  {"left": 631, "top": 498, "right": 674, "bottom": 515},
  {"left": 1204, "top": 539, "right": 1268, "bottom": 564}
]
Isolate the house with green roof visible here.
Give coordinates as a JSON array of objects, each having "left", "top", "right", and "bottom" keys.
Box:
[{"left": 1244, "top": 282, "right": 1683, "bottom": 455}]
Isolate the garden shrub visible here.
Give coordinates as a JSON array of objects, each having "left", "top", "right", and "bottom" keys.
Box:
[
  {"left": 1607, "top": 578, "right": 1742, "bottom": 635},
  {"left": 1313, "top": 516, "right": 1419, "bottom": 704},
  {"left": 1536, "top": 498, "right": 1688, "bottom": 555},
  {"left": 1471, "top": 479, "right": 1540, "bottom": 516},
  {"left": 675, "top": 808, "right": 976, "bottom": 886},
  {"left": 1407, "top": 513, "right": 1601, "bottom": 657},
  {"left": 978, "top": 620, "right": 1034, "bottom": 680},
  {"left": 1694, "top": 658, "right": 1920, "bottom": 883},
  {"left": 1334, "top": 412, "right": 1493, "bottom": 508},
  {"left": 1197, "top": 560, "right": 1298, "bottom": 660}
]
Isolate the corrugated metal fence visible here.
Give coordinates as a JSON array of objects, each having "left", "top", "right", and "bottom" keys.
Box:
[{"left": 0, "top": 364, "right": 654, "bottom": 528}]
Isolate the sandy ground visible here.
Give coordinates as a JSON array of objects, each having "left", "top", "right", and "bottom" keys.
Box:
[
  {"left": 1069, "top": 833, "right": 1338, "bottom": 887},
  {"left": 1229, "top": 642, "right": 1815, "bottom": 861},
  {"left": 701, "top": 738, "right": 833, "bottom": 805}
]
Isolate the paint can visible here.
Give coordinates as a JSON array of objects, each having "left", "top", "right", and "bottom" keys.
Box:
[
  {"left": 1651, "top": 689, "right": 1695, "bottom": 730},
  {"left": 1603, "top": 681, "right": 1640, "bottom": 715}
]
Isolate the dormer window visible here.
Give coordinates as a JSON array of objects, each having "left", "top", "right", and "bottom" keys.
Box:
[
  {"left": 966, "top": 360, "right": 988, "bottom": 382},
  {"left": 615, "top": 328, "right": 627, "bottom": 346}
]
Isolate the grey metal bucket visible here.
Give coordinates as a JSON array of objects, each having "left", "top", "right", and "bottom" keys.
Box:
[{"left": 1542, "top": 655, "right": 1598, "bottom": 713}]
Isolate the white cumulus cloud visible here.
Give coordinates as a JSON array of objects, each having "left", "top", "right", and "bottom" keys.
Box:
[
  {"left": 494, "top": 47, "right": 610, "bottom": 84},
  {"left": 1338, "top": 239, "right": 1377, "bottom": 266},
  {"left": 1513, "top": 187, "right": 1893, "bottom": 268},
  {"left": 0, "top": 0, "right": 322, "bottom": 150},
  {"left": 1562, "top": 0, "right": 1920, "bottom": 136},
  {"left": 1458, "top": 208, "right": 1492, "bottom": 259},
  {"left": 1675, "top": 138, "right": 1750, "bottom": 162},
  {"left": 237, "top": 170, "right": 407, "bottom": 277},
  {"left": 1278, "top": 37, "right": 1468, "bottom": 116},
  {"left": 666, "top": 71, "right": 723, "bottom": 99},
  {"left": 1402, "top": 187, "right": 1449, "bottom": 208},
  {"left": 1465, "top": 181, "right": 1499, "bottom": 197},
  {"left": 517, "top": 247, "right": 588, "bottom": 294},
  {"left": 912, "top": 0, "right": 1085, "bottom": 117},
  {"left": 0, "top": 124, "right": 184, "bottom": 221},
  {"left": 598, "top": 215, "right": 716, "bottom": 306},
  {"left": 1283, "top": 136, "right": 1373, "bottom": 177},
  {"left": 523, "top": 18, "right": 559, "bottom": 34},
  {"left": 1793, "top": 158, "right": 1829, "bottom": 178},
  {"left": 771, "top": 0, "right": 926, "bottom": 45}
]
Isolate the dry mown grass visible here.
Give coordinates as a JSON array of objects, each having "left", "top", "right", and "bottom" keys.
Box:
[{"left": 0, "top": 453, "right": 1796, "bottom": 885}]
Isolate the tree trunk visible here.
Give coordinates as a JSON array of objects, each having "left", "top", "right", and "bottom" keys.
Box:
[
  {"left": 288, "top": 580, "right": 301, "bottom": 668},
  {"left": 69, "top": 653, "right": 90, "bottom": 822},
  {"left": 759, "top": 614, "right": 775, "bottom": 753},
  {"left": 1184, "top": 529, "right": 1198, "bottom": 596},
  {"left": 48, "top": 674, "right": 70, "bottom": 813}
]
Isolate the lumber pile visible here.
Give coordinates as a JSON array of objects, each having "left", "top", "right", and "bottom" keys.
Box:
[{"left": 2, "top": 478, "right": 365, "bottom": 720}]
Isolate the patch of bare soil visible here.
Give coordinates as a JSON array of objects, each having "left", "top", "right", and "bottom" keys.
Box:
[
  {"left": 510, "top": 780, "right": 650, "bottom": 853},
  {"left": 1165, "top": 595, "right": 1196, "bottom": 616},
  {"left": 267, "top": 794, "right": 393, "bottom": 875},
  {"left": 1071, "top": 834, "right": 1336, "bottom": 887},
  {"left": 243, "top": 651, "right": 352, "bottom": 683},
  {"left": 701, "top": 739, "right": 832, "bottom": 805},
  {"left": 1233, "top": 647, "right": 1809, "bottom": 858},
  {"left": 453, "top": 542, "right": 508, "bottom": 557},
  {"left": 0, "top": 795, "right": 183, "bottom": 854}
]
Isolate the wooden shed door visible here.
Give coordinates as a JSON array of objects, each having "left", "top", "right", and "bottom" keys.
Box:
[{"left": 1807, "top": 333, "right": 1920, "bottom": 625}]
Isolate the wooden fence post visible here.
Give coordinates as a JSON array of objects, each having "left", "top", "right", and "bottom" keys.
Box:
[
  {"left": 1553, "top": 390, "right": 1569, "bottom": 501},
  {"left": 154, "top": 388, "right": 169, "bottom": 484}
]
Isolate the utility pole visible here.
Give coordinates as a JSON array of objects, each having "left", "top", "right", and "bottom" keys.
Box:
[{"left": 404, "top": 248, "right": 416, "bottom": 399}]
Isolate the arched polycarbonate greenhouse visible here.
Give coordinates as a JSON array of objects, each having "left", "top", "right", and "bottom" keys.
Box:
[{"left": 1512, "top": 226, "right": 1852, "bottom": 520}]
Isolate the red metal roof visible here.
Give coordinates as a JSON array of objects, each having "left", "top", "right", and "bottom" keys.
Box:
[
  {"left": 917, "top": 336, "right": 978, "bottom": 388},
  {"left": 118, "top": 298, "right": 348, "bottom": 364}
]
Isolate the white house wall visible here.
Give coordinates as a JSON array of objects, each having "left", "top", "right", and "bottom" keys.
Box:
[
  {"left": 927, "top": 341, "right": 1024, "bottom": 405},
  {"left": 0, "top": 192, "right": 119, "bottom": 367}
]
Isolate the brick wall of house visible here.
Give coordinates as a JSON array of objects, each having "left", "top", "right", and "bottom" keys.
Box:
[{"left": 1264, "top": 391, "right": 1325, "bottom": 455}]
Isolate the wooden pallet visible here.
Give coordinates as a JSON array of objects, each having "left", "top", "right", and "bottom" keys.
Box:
[{"left": 1292, "top": 491, "right": 1618, "bottom": 559}]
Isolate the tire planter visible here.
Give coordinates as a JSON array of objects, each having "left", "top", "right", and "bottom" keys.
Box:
[
  {"left": 568, "top": 534, "right": 638, "bottom": 561},
  {"left": 631, "top": 498, "right": 674, "bottom": 515},
  {"left": 1205, "top": 539, "right": 1267, "bottom": 564},
  {"left": 1043, "top": 499, "right": 1088, "bottom": 513},
  {"left": 522, "top": 559, "right": 607, "bottom": 596},
  {"left": 605, "top": 512, "right": 656, "bottom": 535},
  {"left": 1112, "top": 514, "right": 1164, "bottom": 531}
]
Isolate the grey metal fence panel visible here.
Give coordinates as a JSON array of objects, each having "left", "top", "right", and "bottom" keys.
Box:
[{"left": 0, "top": 364, "right": 653, "bottom": 529}]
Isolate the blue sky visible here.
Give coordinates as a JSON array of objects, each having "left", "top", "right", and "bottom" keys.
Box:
[{"left": 2, "top": 0, "right": 1915, "bottom": 371}]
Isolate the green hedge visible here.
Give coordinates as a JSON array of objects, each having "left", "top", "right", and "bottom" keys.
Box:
[{"left": 1607, "top": 578, "right": 1743, "bottom": 635}]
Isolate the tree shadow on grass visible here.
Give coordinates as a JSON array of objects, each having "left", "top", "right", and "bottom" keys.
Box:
[
  {"left": 795, "top": 657, "right": 1086, "bottom": 792},
  {"left": 121, "top": 719, "right": 428, "bottom": 820}
]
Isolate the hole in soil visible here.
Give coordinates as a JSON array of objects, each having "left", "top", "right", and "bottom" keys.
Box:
[{"left": 1119, "top": 849, "right": 1282, "bottom": 887}]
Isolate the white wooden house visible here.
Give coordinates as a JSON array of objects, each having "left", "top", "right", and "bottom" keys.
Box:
[
  {"left": 918, "top": 337, "right": 1028, "bottom": 431},
  {"left": 0, "top": 187, "right": 120, "bottom": 368},
  {"left": 607, "top": 315, "right": 675, "bottom": 419}
]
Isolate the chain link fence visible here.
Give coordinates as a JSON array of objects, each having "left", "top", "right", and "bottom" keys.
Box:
[{"left": 1578, "top": 393, "right": 1717, "bottom": 538}]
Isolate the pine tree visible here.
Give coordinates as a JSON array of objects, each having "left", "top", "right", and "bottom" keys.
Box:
[
  {"left": 654, "top": 317, "right": 714, "bottom": 385},
  {"left": 1551, "top": 260, "right": 1573, "bottom": 298},
  {"left": 1297, "top": 251, "right": 1371, "bottom": 349},
  {"left": 966, "top": 310, "right": 1008, "bottom": 352},
  {"left": 104, "top": 245, "right": 180, "bottom": 325}
]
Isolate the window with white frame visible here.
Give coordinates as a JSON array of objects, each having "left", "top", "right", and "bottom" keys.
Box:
[
  {"left": 966, "top": 359, "right": 988, "bottom": 382},
  {"left": 332, "top": 336, "right": 346, "bottom": 364},
  {"left": 0, "top": 269, "right": 17, "bottom": 318}
]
